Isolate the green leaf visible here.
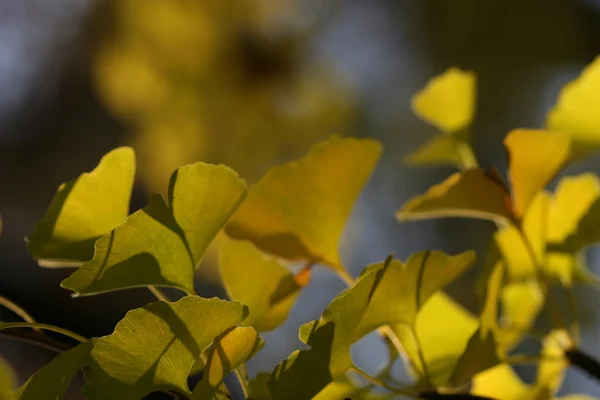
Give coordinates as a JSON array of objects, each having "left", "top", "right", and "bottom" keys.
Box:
[
  {"left": 225, "top": 136, "right": 382, "bottom": 269},
  {"left": 84, "top": 296, "right": 247, "bottom": 399},
  {"left": 61, "top": 163, "right": 246, "bottom": 295},
  {"left": 0, "top": 356, "right": 15, "bottom": 400},
  {"left": 191, "top": 326, "right": 263, "bottom": 399},
  {"left": 15, "top": 340, "right": 95, "bottom": 400},
  {"left": 404, "top": 133, "right": 477, "bottom": 170},
  {"left": 313, "top": 376, "right": 391, "bottom": 400},
  {"left": 411, "top": 68, "right": 476, "bottom": 133},
  {"left": 267, "top": 251, "right": 475, "bottom": 399},
  {"left": 504, "top": 129, "right": 571, "bottom": 218},
  {"left": 219, "top": 239, "right": 301, "bottom": 332},
  {"left": 397, "top": 168, "right": 514, "bottom": 224},
  {"left": 546, "top": 56, "right": 600, "bottom": 156},
  {"left": 27, "top": 147, "right": 135, "bottom": 266}
]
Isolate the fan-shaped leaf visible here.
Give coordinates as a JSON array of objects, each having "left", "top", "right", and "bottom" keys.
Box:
[
  {"left": 27, "top": 147, "right": 135, "bottom": 266},
  {"left": 267, "top": 251, "right": 475, "bottom": 399},
  {"left": 219, "top": 239, "right": 301, "bottom": 332},
  {"left": 546, "top": 56, "right": 600, "bottom": 155},
  {"left": 504, "top": 129, "right": 571, "bottom": 218},
  {"left": 191, "top": 326, "right": 263, "bottom": 399},
  {"left": 15, "top": 340, "right": 95, "bottom": 400},
  {"left": 225, "top": 136, "right": 382, "bottom": 269},
  {"left": 411, "top": 68, "right": 476, "bottom": 133},
  {"left": 61, "top": 163, "right": 246, "bottom": 295},
  {"left": 398, "top": 168, "right": 513, "bottom": 224},
  {"left": 0, "top": 356, "right": 15, "bottom": 400},
  {"left": 84, "top": 296, "right": 246, "bottom": 400}
]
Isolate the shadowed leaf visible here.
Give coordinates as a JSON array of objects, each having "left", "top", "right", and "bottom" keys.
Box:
[
  {"left": 61, "top": 163, "right": 246, "bottom": 295},
  {"left": 219, "top": 239, "right": 301, "bottom": 332},
  {"left": 404, "top": 133, "right": 477, "bottom": 170},
  {"left": 226, "top": 136, "right": 382, "bottom": 269},
  {"left": 267, "top": 251, "right": 475, "bottom": 399},
  {"left": 84, "top": 296, "right": 246, "bottom": 400},
  {"left": 27, "top": 147, "right": 135, "bottom": 266},
  {"left": 0, "top": 356, "right": 14, "bottom": 400},
  {"left": 15, "top": 340, "right": 95, "bottom": 400}
]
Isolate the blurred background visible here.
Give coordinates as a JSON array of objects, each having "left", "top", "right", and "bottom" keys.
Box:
[{"left": 1, "top": 0, "right": 600, "bottom": 398}]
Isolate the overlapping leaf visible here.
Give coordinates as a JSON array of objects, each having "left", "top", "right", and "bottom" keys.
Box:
[
  {"left": 404, "top": 134, "right": 477, "bottom": 170},
  {"left": 267, "top": 251, "right": 475, "bottom": 399},
  {"left": 15, "top": 340, "right": 95, "bottom": 400},
  {"left": 191, "top": 326, "right": 263, "bottom": 399},
  {"left": 225, "top": 136, "right": 382, "bottom": 269},
  {"left": 27, "top": 147, "right": 135, "bottom": 265},
  {"left": 505, "top": 129, "right": 571, "bottom": 218},
  {"left": 219, "top": 239, "right": 301, "bottom": 332},
  {"left": 547, "top": 56, "right": 600, "bottom": 155},
  {"left": 84, "top": 296, "right": 246, "bottom": 399},
  {"left": 61, "top": 163, "right": 246, "bottom": 295},
  {"left": 398, "top": 168, "right": 514, "bottom": 224}
]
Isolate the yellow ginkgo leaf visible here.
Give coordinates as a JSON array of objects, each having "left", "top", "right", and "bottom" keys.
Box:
[
  {"left": 404, "top": 134, "right": 477, "bottom": 170},
  {"left": 547, "top": 56, "right": 600, "bottom": 155},
  {"left": 398, "top": 168, "right": 514, "bottom": 225},
  {"left": 471, "top": 364, "right": 529, "bottom": 399},
  {"left": 411, "top": 68, "right": 476, "bottom": 134},
  {"left": 505, "top": 129, "right": 571, "bottom": 218},
  {"left": 225, "top": 136, "right": 382, "bottom": 269}
]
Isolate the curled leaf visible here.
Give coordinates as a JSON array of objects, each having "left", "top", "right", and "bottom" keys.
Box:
[{"left": 398, "top": 168, "right": 513, "bottom": 224}]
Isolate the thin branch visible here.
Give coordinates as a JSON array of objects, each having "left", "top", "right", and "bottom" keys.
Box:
[
  {"left": 1, "top": 322, "right": 87, "bottom": 343},
  {"left": 148, "top": 286, "right": 171, "bottom": 302},
  {"left": 0, "top": 295, "right": 36, "bottom": 323}
]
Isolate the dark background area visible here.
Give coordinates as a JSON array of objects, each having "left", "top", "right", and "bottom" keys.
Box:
[{"left": 1, "top": 0, "right": 600, "bottom": 397}]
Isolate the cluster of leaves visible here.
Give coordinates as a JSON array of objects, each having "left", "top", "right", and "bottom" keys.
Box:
[{"left": 2, "top": 55, "right": 600, "bottom": 400}]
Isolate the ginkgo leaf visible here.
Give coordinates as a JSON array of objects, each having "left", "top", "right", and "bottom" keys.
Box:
[
  {"left": 394, "top": 292, "right": 499, "bottom": 389},
  {"left": 27, "top": 147, "right": 135, "bottom": 266},
  {"left": 504, "top": 129, "right": 571, "bottom": 218},
  {"left": 219, "top": 239, "right": 301, "bottom": 332},
  {"left": 398, "top": 168, "right": 514, "bottom": 224},
  {"left": 0, "top": 356, "right": 15, "bottom": 400},
  {"left": 267, "top": 251, "right": 475, "bottom": 399},
  {"left": 471, "top": 364, "right": 529, "bottom": 399},
  {"left": 404, "top": 134, "right": 477, "bottom": 170},
  {"left": 546, "top": 56, "right": 600, "bottom": 155},
  {"left": 61, "top": 163, "right": 246, "bottom": 295},
  {"left": 15, "top": 340, "right": 95, "bottom": 400},
  {"left": 84, "top": 296, "right": 247, "bottom": 400},
  {"left": 225, "top": 136, "right": 382, "bottom": 269},
  {"left": 411, "top": 68, "right": 476, "bottom": 134},
  {"left": 313, "top": 376, "right": 392, "bottom": 400},
  {"left": 497, "top": 281, "right": 543, "bottom": 352},
  {"left": 191, "top": 326, "right": 263, "bottom": 399}
]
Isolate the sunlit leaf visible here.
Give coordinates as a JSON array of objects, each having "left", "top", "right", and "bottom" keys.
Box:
[
  {"left": 0, "top": 356, "right": 15, "bottom": 400},
  {"left": 313, "top": 376, "right": 391, "bottom": 400},
  {"left": 471, "top": 364, "right": 529, "bottom": 399},
  {"left": 219, "top": 239, "right": 301, "bottom": 332},
  {"left": 404, "top": 134, "right": 477, "bottom": 170},
  {"left": 267, "top": 251, "right": 475, "bottom": 399},
  {"left": 411, "top": 68, "right": 476, "bottom": 133},
  {"left": 226, "top": 136, "right": 382, "bottom": 269},
  {"left": 61, "top": 163, "right": 246, "bottom": 295},
  {"left": 504, "top": 129, "right": 571, "bottom": 218},
  {"left": 84, "top": 296, "right": 246, "bottom": 399},
  {"left": 191, "top": 326, "right": 263, "bottom": 399},
  {"left": 398, "top": 168, "right": 514, "bottom": 224},
  {"left": 480, "top": 262, "right": 504, "bottom": 336},
  {"left": 497, "top": 281, "right": 543, "bottom": 352},
  {"left": 27, "top": 148, "right": 135, "bottom": 266},
  {"left": 546, "top": 56, "right": 600, "bottom": 155},
  {"left": 15, "top": 340, "right": 95, "bottom": 400}
]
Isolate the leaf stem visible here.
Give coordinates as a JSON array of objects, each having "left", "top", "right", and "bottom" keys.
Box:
[
  {"left": 147, "top": 286, "right": 171, "bottom": 302},
  {"left": 348, "top": 366, "right": 416, "bottom": 397},
  {"left": 0, "top": 295, "right": 36, "bottom": 323},
  {"left": 0, "top": 322, "right": 87, "bottom": 343},
  {"left": 234, "top": 368, "right": 250, "bottom": 398}
]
